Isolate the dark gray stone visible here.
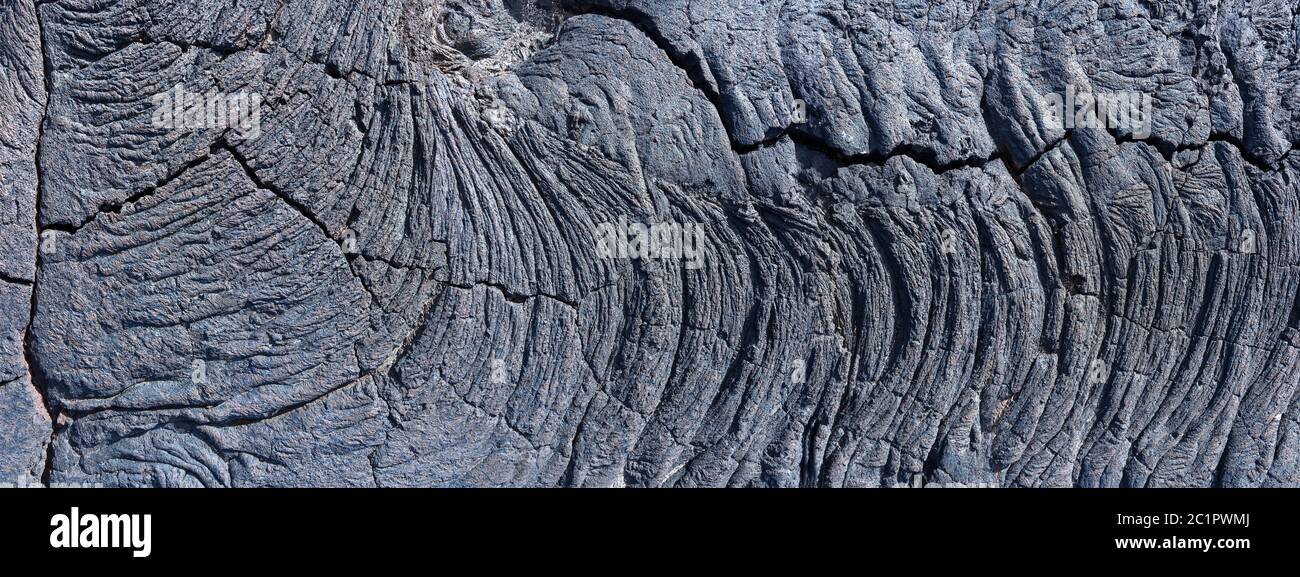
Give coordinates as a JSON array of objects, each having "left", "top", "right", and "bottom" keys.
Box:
[
  {"left": 3, "top": 0, "right": 1300, "bottom": 487},
  {"left": 0, "top": 0, "right": 49, "bottom": 484}
]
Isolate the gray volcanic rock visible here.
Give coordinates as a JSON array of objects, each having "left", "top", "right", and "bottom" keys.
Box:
[
  {"left": 0, "top": 0, "right": 49, "bottom": 484},
  {"left": 3, "top": 0, "right": 1300, "bottom": 487}
]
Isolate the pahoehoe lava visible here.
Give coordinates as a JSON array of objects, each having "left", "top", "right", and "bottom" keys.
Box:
[{"left": 2, "top": 0, "right": 1300, "bottom": 487}]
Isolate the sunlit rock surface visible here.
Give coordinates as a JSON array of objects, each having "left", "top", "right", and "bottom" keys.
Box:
[{"left": 2, "top": 0, "right": 1300, "bottom": 487}]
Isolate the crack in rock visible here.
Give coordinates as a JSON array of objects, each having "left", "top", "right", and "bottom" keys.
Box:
[{"left": 6, "top": 0, "right": 1300, "bottom": 488}]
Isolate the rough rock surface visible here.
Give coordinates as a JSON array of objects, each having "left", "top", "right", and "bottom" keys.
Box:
[
  {"left": 3, "top": 0, "right": 1300, "bottom": 487},
  {"left": 0, "top": 0, "right": 50, "bottom": 485}
]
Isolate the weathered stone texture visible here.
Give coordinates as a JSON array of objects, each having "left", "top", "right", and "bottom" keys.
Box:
[{"left": 3, "top": 0, "right": 1300, "bottom": 487}]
